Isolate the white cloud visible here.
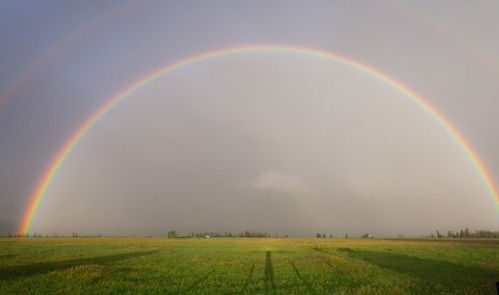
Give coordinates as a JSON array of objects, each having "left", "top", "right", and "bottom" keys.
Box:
[{"left": 244, "top": 169, "right": 308, "bottom": 194}]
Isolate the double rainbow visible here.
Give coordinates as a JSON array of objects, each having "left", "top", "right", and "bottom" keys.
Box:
[{"left": 19, "top": 45, "right": 499, "bottom": 235}]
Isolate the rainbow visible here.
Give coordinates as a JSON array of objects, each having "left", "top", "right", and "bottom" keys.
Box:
[
  {"left": 19, "top": 45, "right": 499, "bottom": 235},
  {"left": 3, "top": 0, "right": 499, "bottom": 114},
  {"left": 389, "top": 0, "right": 499, "bottom": 76},
  {"left": 0, "top": 0, "right": 145, "bottom": 111}
]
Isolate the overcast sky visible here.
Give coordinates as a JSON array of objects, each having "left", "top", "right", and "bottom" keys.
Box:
[{"left": 1, "top": 0, "right": 498, "bottom": 236}]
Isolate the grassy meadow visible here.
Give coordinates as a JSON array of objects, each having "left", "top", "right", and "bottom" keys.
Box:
[{"left": 0, "top": 237, "right": 497, "bottom": 294}]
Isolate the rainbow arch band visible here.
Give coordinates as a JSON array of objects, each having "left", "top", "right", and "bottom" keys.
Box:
[
  {"left": 19, "top": 45, "right": 499, "bottom": 235},
  {"left": 0, "top": 0, "right": 145, "bottom": 111}
]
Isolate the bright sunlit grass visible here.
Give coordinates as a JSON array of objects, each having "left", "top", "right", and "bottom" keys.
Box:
[{"left": 1, "top": 238, "right": 497, "bottom": 294}]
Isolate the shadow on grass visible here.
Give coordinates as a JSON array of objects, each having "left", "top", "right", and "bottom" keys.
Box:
[
  {"left": 0, "top": 250, "right": 159, "bottom": 279},
  {"left": 0, "top": 254, "right": 18, "bottom": 260},
  {"left": 264, "top": 251, "right": 276, "bottom": 295},
  {"left": 336, "top": 248, "right": 497, "bottom": 290}
]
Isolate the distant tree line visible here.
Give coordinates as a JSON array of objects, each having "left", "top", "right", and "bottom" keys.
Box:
[
  {"left": 5, "top": 232, "right": 103, "bottom": 238},
  {"left": 4, "top": 228, "right": 498, "bottom": 239},
  {"left": 166, "top": 231, "right": 289, "bottom": 238},
  {"left": 430, "top": 228, "right": 499, "bottom": 238},
  {"left": 315, "top": 233, "right": 335, "bottom": 238}
]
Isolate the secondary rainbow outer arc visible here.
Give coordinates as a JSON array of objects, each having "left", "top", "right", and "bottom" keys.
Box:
[
  {"left": 19, "top": 45, "right": 499, "bottom": 235},
  {"left": 0, "top": 0, "right": 145, "bottom": 111},
  {"left": 389, "top": 0, "right": 499, "bottom": 76}
]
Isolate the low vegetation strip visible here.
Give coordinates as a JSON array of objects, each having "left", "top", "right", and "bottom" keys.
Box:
[{"left": 0, "top": 238, "right": 497, "bottom": 294}]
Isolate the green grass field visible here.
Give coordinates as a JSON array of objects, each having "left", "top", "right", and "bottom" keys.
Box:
[{"left": 0, "top": 238, "right": 497, "bottom": 294}]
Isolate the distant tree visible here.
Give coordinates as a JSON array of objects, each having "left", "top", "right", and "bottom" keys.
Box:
[
  {"left": 330, "top": 234, "right": 333, "bottom": 238},
  {"left": 167, "top": 231, "right": 177, "bottom": 238},
  {"left": 430, "top": 233, "right": 435, "bottom": 238},
  {"left": 345, "top": 234, "right": 349, "bottom": 239},
  {"left": 316, "top": 233, "right": 322, "bottom": 238},
  {"left": 427, "top": 228, "right": 498, "bottom": 239},
  {"left": 322, "top": 234, "right": 326, "bottom": 238}
]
